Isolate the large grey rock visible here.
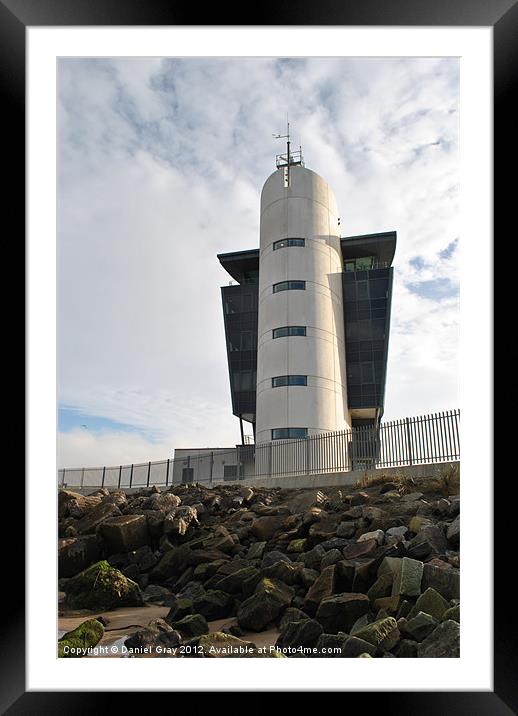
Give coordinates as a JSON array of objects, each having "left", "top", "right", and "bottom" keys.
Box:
[
  {"left": 417, "top": 620, "right": 460, "bottom": 657},
  {"left": 97, "top": 514, "right": 149, "bottom": 554},
  {"left": 262, "top": 560, "right": 303, "bottom": 586},
  {"left": 213, "top": 566, "right": 260, "bottom": 595},
  {"left": 402, "top": 611, "right": 439, "bottom": 641},
  {"left": 143, "top": 492, "right": 182, "bottom": 512},
  {"left": 354, "top": 616, "right": 400, "bottom": 651},
  {"left": 300, "top": 545, "right": 326, "bottom": 571},
  {"left": 421, "top": 563, "right": 460, "bottom": 601},
  {"left": 321, "top": 549, "right": 343, "bottom": 569},
  {"left": 407, "top": 526, "right": 448, "bottom": 560},
  {"left": 237, "top": 578, "right": 293, "bottom": 632},
  {"left": 75, "top": 501, "right": 122, "bottom": 535},
  {"left": 315, "top": 593, "right": 370, "bottom": 634},
  {"left": 261, "top": 550, "right": 292, "bottom": 568},
  {"left": 391, "top": 557, "right": 424, "bottom": 598},
  {"left": 192, "top": 590, "right": 233, "bottom": 620},
  {"left": 276, "top": 619, "right": 323, "bottom": 651},
  {"left": 357, "top": 529, "right": 384, "bottom": 545},
  {"left": 446, "top": 515, "right": 460, "bottom": 547},
  {"left": 58, "top": 535, "right": 100, "bottom": 578},
  {"left": 246, "top": 541, "right": 266, "bottom": 560},
  {"left": 171, "top": 613, "right": 209, "bottom": 638},
  {"left": 163, "top": 505, "right": 199, "bottom": 536},
  {"left": 303, "top": 565, "right": 336, "bottom": 615},
  {"left": 58, "top": 489, "right": 102, "bottom": 519},
  {"left": 336, "top": 522, "right": 356, "bottom": 538},
  {"left": 407, "top": 587, "right": 449, "bottom": 621},
  {"left": 250, "top": 516, "right": 286, "bottom": 540},
  {"left": 286, "top": 490, "right": 327, "bottom": 515}
]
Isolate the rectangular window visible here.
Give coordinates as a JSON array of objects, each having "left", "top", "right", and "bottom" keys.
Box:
[
  {"left": 272, "top": 326, "right": 306, "bottom": 338},
  {"left": 272, "top": 375, "right": 307, "bottom": 387},
  {"left": 273, "top": 238, "right": 305, "bottom": 250},
  {"left": 272, "top": 427, "right": 308, "bottom": 440},
  {"left": 273, "top": 280, "right": 306, "bottom": 293}
]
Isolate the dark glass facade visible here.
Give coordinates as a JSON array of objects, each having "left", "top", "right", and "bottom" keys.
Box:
[
  {"left": 221, "top": 283, "right": 258, "bottom": 421},
  {"left": 218, "top": 230, "right": 395, "bottom": 433},
  {"left": 342, "top": 266, "right": 393, "bottom": 411}
]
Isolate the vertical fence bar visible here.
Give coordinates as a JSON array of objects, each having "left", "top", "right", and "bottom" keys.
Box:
[
  {"left": 146, "top": 461, "right": 151, "bottom": 487},
  {"left": 129, "top": 464, "right": 134, "bottom": 488},
  {"left": 101, "top": 466, "right": 106, "bottom": 488},
  {"left": 118, "top": 465, "right": 122, "bottom": 488},
  {"left": 61, "top": 468, "right": 66, "bottom": 487},
  {"left": 446, "top": 410, "right": 454, "bottom": 460},
  {"left": 405, "top": 418, "right": 414, "bottom": 465},
  {"left": 439, "top": 412, "right": 448, "bottom": 456},
  {"left": 165, "top": 458, "right": 170, "bottom": 487},
  {"left": 80, "top": 467, "right": 85, "bottom": 488}
]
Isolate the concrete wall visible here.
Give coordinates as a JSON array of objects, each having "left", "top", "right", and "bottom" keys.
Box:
[
  {"left": 231, "top": 461, "right": 460, "bottom": 490},
  {"left": 255, "top": 165, "right": 350, "bottom": 445},
  {"left": 172, "top": 448, "right": 238, "bottom": 484},
  {"left": 64, "top": 461, "right": 459, "bottom": 495}
]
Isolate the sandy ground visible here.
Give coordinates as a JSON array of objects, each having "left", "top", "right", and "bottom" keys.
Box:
[{"left": 58, "top": 604, "right": 278, "bottom": 657}]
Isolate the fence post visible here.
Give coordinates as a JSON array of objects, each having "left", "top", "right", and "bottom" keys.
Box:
[
  {"left": 80, "top": 467, "right": 85, "bottom": 488},
  {"left": 405, "top": 417, "right": 413, "bottom": 466},
  {"left": 209, "top": 451, "right": 214, "bottom": 485},
  {"left": 165, "top": 458, "right": 170, "bottom": 487},
  {"left": 129, "top": 464, "right": 134, "bottom": 488},
  {"left": 147, "top": 461, "right": 151, "bottom": 487},
  {"left": 101, "top": 466, "right": 106, "bottom": 488},
  {"left": 118, "top": 465, "right": 122, "bottom": 488},
  {"left": 61, "top": 468, "right": 66, "bottom": 487}
]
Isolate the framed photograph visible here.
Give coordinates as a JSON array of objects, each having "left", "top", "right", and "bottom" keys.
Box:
[{"left": 11, "top": 0, "right": 507, "bottom": 708}]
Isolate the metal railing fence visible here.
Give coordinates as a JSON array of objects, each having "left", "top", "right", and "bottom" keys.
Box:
[{"left": 58, "top": 409, "right": 459, "bottom": 489}]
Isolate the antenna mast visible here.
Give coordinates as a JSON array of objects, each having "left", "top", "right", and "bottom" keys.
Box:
[{"left": 273, "top": 116, "right": 304, "bottom": 187}]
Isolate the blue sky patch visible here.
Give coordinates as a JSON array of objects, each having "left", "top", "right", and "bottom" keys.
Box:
[
  {"left": 59, "top": 406, "right": 143, "bottom": 435},
  {"left": 406, "top": 277, "right": 458, "bottom": 300}
]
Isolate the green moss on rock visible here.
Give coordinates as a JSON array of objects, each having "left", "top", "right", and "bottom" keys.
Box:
[
  {"left": 65, "top": 560, "right": 143, "bottom": 610},
  {"left": 58, "top": 619, "right": 104, "bottom": 657}
]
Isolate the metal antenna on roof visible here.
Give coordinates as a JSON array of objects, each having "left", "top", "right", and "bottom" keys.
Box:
[
  {"left": 273, "top": 116, "right": 304, "bottom": 186},
  {"left": 272, "top": 115, "right": 291, "bottom": 186}
]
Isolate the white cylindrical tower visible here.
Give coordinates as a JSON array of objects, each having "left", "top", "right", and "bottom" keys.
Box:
[{"left": 255, "top": 164, "right": 351, "bottom": 444}]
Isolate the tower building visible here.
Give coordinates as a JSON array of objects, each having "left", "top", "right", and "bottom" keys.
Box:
[{"left": 218, "top": 138, "right": 396, "bottom": 450}]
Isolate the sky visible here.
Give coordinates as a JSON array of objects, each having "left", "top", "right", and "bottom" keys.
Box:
[{"left": 58, "top": 56, "right": 459, "bottom": 469}]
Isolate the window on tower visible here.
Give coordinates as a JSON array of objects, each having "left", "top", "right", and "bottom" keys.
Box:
[
  {"left": 272, "top": 375, "right": 308, "bottom": 388},
  {"left": 273, "top": 238, "right": 305, "bottom": 250},
  {"left": 272, "top": 326, "right": 306, "bottom": 338},
  {"left": 273, "top": 280, "right": 306, "bottom": 293},
  {"left": 271, "top": 427, "right": 308, "bottom": 440}
]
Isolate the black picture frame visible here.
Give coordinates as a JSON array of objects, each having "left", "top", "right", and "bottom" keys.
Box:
[{"left": 9, "top": 0, "right": 506, "bottom": 709}]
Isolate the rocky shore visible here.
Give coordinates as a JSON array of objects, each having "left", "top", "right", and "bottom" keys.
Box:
[{"left": 58, "top": 466, "right": 460, "bottom": 658}]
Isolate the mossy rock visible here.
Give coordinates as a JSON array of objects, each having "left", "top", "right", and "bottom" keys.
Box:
[
  {"left": 442, "top": 603, "right": 460, "bottom": 623},
  {"left": 287, "top": 538, "right": 307, "bottom": 554},
  {"left": 172, "top": 613, "right": 209, "bottom": 638},
  {"left": 58, "top": 619, "right": 104, "bottom": 657},
  {"left": 65, "top": 560, "right": 143, "bottom": 610},
  {"left": 354, "top": 616, "right": 400, "bottom": 650},
  {"left": 165, "top": 597, "right": 194, "bottom": 623},
  {"left": 407, "top": 587, "right": 449, "bottom": 622}
]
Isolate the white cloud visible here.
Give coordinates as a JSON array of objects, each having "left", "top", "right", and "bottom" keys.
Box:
[{"left": 58, "top": 56, "right": 459, "bottom": 467}]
